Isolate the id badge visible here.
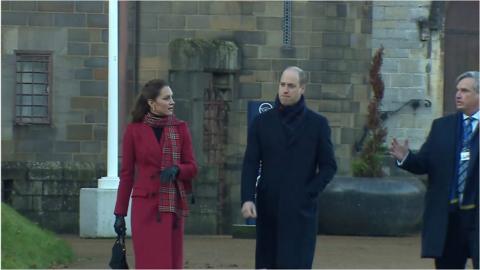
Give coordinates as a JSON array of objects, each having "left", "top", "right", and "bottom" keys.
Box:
[{"left": 460, "top": 150, "right": 470, "bottom": 161}]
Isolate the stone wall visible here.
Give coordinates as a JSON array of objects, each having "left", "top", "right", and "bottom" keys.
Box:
[
  {"left": 1, "top": 161, "right": 99, "bottom": 233},
  {"left": 371, "top": 1, "right": 443, "bottom": 151},
  {"left": 1, "top": 1, "right": 109, "bottom": 163}
]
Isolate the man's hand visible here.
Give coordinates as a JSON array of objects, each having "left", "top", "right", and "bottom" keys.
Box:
[
  {"left": 241, "top": 201, "right": 257, "bottom": 219},
  {"left": 389, "top": 138, "right": 409, "bottom": 161}
]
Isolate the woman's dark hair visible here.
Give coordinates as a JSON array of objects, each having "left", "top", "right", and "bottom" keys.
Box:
[{"left": 131, "top": 79, "right": 168, "bottom": 122}]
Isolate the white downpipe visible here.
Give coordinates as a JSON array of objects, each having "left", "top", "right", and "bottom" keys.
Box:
[{"left": 98, "top": 0, "right": 119, "bottom": 189}]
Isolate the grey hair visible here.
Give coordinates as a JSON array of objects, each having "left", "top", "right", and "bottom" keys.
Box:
[
  {"left": 284, "top": 66, "right": 307, "bottom": 86},
  {"left": 456, "top": 71, "right": 479, "bottom": 93}
]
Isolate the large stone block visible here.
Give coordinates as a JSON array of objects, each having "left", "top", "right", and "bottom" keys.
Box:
[
  {"left": 2, "top": 161, "right": 28, "bottom": 181},
  {"left": 54, "top": 141, "right": 80, "bottom": 153},
  {"left": 310, "top": 47, "right": 344, "bottom": 59},
  {"left": 87, "top": 14, "right": 107, "bottom": 28},
  {"left": 80, "top": 81, "right": 107, "bottom": 96},
  {"left": 29, "top": 161, "right": 63, "bottom": 181},
  {"left": 13, "top": 180, "right": 43, "bottom": 195},
  {"left": 15, "top": 140, "right": 54, "bottom": 153},
  {"left": 256, "top": 17, "right": 282, "bottom": 31},
  {"left": 73, "top": 154, "right": 104, "bottom": 163},
  {"left": 74, "top": 68, "right": 93, "bottom": 79},
  {"left": 84, "top": 111, "right": 107, "bottom": 124},
  {"left": 63, "top": 161, "right": 96, "bottom": 181},
  {"left": 139, "top": 29, "right": 170, "bottom": 43},
  {"left": 38, "top": 1, "right": 73, "bottom": 12},
  {"left": 84, "top": 57, "right": 107, "bottom": 68},
  {"left": 198, "top": 1, "right": 244, "bottom": 15},
  {"left": 323, "top": 33, "right": 351, "bottom": 47},
  {"left": 259, "top": 46, "right": 308, "bottom": 59},
  {"left": 80, "top": 141, "right": 102, "bottom": 153},
  {"left": 292, "top": 17, "right": 312, "bottom": 32},
  {"left": 11, "top": 196, "right": 32, "bottom": 211},
  {"left": 186, "top": 15, "right": 210, "bottom": 29},
  {"left": 243, "top": 59, "right": 271, "bottom": 70},
  {"left": 93, "top": 125, "right": 107, "bottom": 140},
  {"left": 139, "top": 1, "right": 172, "bottom": 14},
  {"left": 68, "top": 29, "right": 90, "bottom": 42},
  {"left": 9, "top": 1, "right": 36, "bottom": 11},
  {"left": 158, "top": 15, "right": 185, "bottom": 29},
  {"left": 70, "top": 97, "right": 105, "bottom": 110},
  {"left": 54, "top": 14, "right": 86, "bottom": 27},
  {"left": 66, "top": 124, "right": 93, "bottom": 140},
  {"left": 2, "top": 12, "right": 28, "bottom": 25},
  {"left": 68, "top": 42, "right": 89, "bottom": 56},
  {"left": 233, "top": 31, "right": 265, "bottom": 45},
  {"left": 172, "top": 1, "right": 197, "bottom": 14},
  {"left": 91, "top": 44, "right": 107, "bottom": 56},
  {"left": 238, "top": 83, "right": 261, "bottom": 99},
  {"left": 306, "top": 1, "right": 326, "bottom": 16},
  {"left": 312, "top": 18, "right": 345, "bottom": 32},
  {"left": 75, "top": 2, "right": 104, "bottom": 13},
  {"left": 28, "top": 13, "right": 54, "bottom": 26}
]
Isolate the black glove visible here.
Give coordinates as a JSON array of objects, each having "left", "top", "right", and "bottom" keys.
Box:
[
  {"left": 114, "top": 215, "right": 126, "bottom": 236},
  {"left": 160, "top": 166, "right": 179, "bottom": 183}
]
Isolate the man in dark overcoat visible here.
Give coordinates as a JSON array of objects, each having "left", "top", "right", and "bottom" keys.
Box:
[
  {"left": 390, "top": 71, "right": 479, "bottom": 269},
  {"left": 241, "top": 66, "right": 337, "bottom": 269}
]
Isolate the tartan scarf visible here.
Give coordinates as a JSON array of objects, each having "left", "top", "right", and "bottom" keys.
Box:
[{"left": 143, "top": 112, "right": 188, "bottom": 219}]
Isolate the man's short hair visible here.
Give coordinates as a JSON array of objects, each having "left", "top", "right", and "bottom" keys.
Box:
[
  {"left": 456, "top": 71, "right": 479, "bottom": 93},
  {"left": 284, "top": 66, "right": 307, "bottom": 86}
]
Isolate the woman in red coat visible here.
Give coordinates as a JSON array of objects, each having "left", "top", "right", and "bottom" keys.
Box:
[{"left": 113, "top": 79, "right": 198, "bottom": 269}]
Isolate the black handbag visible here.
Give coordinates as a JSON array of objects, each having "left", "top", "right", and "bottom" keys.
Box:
[{"left": 109, "top": 234, "right": 129, "bottom": 269}]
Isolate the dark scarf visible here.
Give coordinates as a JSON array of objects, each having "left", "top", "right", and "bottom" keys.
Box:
[{"left": 275, "top": 94, "right": 307, "bottom": 132}]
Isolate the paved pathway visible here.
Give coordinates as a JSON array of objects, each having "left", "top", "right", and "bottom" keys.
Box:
[{"left": 61, "top": 234, "right": 473, "bottom": 269}]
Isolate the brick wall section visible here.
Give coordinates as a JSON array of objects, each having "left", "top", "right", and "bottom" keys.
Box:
[
  {"left": 371, "top": 1, "right": 442, "bottom": 151},
  {"left": 1, "top": 1, "right": 108, "bottom": 163}
]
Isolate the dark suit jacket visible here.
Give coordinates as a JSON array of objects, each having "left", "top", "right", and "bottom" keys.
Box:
[{"left": 399, "top": 112, "right": 479, "bottom": 258}]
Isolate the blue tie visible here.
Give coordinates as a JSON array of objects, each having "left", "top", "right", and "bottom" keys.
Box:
[{"left": 457, "top": 117, "right": 473, "bottom": 202}]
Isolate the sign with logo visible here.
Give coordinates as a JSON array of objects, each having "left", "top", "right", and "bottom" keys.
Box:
[{"left": 247, "top": 101, "right": 274, "bottom": 128}]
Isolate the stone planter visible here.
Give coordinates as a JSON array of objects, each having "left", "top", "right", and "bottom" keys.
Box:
[{"left": 317, "top": 176, "right": 425, "bottom": 236}]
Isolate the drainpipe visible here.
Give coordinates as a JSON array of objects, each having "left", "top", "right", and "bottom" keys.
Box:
[{"left": 119, "top": 1, "right": 128, "bottom": 136}]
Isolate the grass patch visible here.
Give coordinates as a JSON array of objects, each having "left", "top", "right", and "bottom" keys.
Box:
[{"left": 1, "top": 203, "right": 74, "bottom": 269}]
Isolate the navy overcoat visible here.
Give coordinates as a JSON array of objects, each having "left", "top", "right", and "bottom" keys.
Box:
[{"left": 241, "top": 107, "right": 337, "bottom": 268}]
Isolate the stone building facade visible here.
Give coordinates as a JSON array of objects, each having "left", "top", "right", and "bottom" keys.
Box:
[{"left": 1, "top": 1, "right": 478, "bottom": 233}]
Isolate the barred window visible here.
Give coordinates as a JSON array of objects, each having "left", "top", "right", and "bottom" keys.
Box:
[{"left": 15, "top": 50, "right": 52, "bottom": 125}]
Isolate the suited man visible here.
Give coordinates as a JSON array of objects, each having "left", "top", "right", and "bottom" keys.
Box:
[
  {"left": 390, "top": 71, "right": 479, "bottom": 269},
  {"left": 241, "top": 66, "right": 337, "bottom": 268}
]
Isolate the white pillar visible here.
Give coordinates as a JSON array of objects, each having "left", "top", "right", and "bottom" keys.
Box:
[
  {"left": 98, "top": 0, "right": 120, "bottom": 189},
  {"left": 80, "top": 0, "right": 131, "bottom": 237}
]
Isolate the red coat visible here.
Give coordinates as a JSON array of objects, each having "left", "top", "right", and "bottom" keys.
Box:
[{"left": 114, "top": 121, "right": 198, "bottom": 268}]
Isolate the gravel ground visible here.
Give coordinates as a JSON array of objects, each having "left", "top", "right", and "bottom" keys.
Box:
[{"left": 58, "top": 233, "right": 475, "bottom": 269}]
